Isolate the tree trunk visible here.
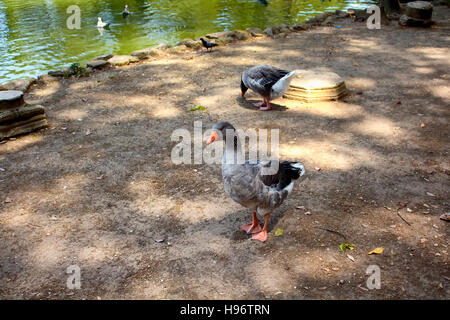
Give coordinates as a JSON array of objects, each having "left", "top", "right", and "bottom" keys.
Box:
[{"left": 379, "top": 0, "right": 402, "bottom": 19}]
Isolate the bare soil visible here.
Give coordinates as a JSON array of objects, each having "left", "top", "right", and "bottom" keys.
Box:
[{"left": 0, "top": 7, "right": 449, "bottom": 299}]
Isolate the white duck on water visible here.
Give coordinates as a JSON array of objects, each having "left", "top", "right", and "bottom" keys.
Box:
[
  {"left": 207, "top": 122, "right": 305, "bottom": 242},
  {"left": 241, "top": 65, "right": 300, "bottom": 111},
  {"left": 97, "top": 17, "right": 110, "bottom": 28}
]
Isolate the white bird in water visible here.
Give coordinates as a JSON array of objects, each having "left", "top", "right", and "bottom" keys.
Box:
[{"left": 97, "top": 17, "right": 110, "bottom": 28}]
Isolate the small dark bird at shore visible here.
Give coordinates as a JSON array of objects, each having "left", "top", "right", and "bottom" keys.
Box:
[{"left": 200, "top": 38, "right": 218, "bottom": 52}]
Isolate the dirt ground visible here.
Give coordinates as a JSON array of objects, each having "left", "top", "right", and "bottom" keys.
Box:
[{"left": 1, "top": 7, "right": 449, "bottom": 300}]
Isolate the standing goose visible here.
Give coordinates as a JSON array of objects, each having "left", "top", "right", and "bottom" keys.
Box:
[
  {"left": 97, "top": 17, "right": 110, "bottom": 28},
  {"left": 241, "top": 65, "right": 299, "bottom": 111},
  {"left": 207, "top": 122, "right": 305, "bottom": 242},
  {"left": 122, "top": 5, "right": 130, "bottom": 17}
]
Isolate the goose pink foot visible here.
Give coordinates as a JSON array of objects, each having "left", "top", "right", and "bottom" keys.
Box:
[
  {"left": 259, "top": 105, "right": 272, "bottom": 111},
  {"left": 252, "top": 230, "right": 268, "bottom": 242},
  {"left": 241, "top": 211, "right": 262, "bottom": 234},
  {"left": 240, "top": 222, "right": 262, "bottom": 234},
  {"left": 259, "top": 99, "right": 271, "bottom": 111},
  {"left": 253, "top": 101, "right": 265, "bottom": 107},
  {"left": 240, "top": 211, "right": 262, "bottom": 234},
  {"left": 251, "top": 213, "right": 270, "bottom": 242}
]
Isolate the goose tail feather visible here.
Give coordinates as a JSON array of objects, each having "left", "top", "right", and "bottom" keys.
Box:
[{"left": 277, "top": 161, "right": 305, "bottom": 191}]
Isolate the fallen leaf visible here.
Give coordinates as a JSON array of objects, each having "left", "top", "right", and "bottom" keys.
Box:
[
  {"left": 368, "top": 247, "right": 384, "bottom": 255},
  {"left": 0, "top": 168, "right": 5, "bottom": 172},
  {"left": 5, "top": 197, "right": 12, "bottom": 203},
  {"left": 189, "top": 105, "right": 206, "bottom": 111},
  {"left": 347, "top": 254, "right": 355, "bottom": 262},
  {"left": 304, "top": 211, "right": 312, "bottom": 215},
  {"left": 96, "top": 174, "right": 104, "bottom": 180},
  {"left": 398, "top": 202, "right": 408, "bottom": 207},
  {"left": 155, "top": 238, "right": 165, "bottom": 243},
  {"left": 85, "top": 129, "right": 92, "bottom": 136},
  {"left": 274, "top": 228, "right": 284, "bottom": 237},
  {"left": 420, "top": 123, "right": 425, "bottom": 128},
  {"left": 340, "top": 243, "right": 355, "bottom": 252},
  {"left": 353, "top": 62, "right": 360, "bottom": 66},
  {"left": 406, "top": 208, "right": 412, "bottom": 213},
  {"left": 396, "top": 101, "right": 402, "bottom": 105},
  {"left": 314, "top": 167, "right": 321, "bottom": 171},
  {"left": 426, "top": 192, "right": 436, "bottom": 197},
  {"left": 296, "top": 206, "right": 306, "bottom": 210},
  {"left": 202, "top": 88, "right": 206, "bottom": 92}
]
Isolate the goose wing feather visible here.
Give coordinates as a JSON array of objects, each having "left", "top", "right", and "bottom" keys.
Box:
[
  {"left": 243, "top": 65, "right": 290, "bottom": 96},
  {"left": 223, "top": 160, "right": 289, "bottom": 210}
]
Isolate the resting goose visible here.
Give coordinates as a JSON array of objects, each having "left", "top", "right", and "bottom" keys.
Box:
[
  {"left": 122, "top": 5, "right": 130, "bottom": 17},
  {"left": 207, "top": 122, "right": 305, "bottom": 242},
  {"left": 241, "top": 65, "right": 299, "bottom": 111},
  {"left": 97, "top": 17, "right": 110, "bottom": 28}
]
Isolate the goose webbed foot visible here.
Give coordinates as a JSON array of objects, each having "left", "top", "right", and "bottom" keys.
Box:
[
  {"left": 253, "top": 101, "right": 265, "bottom": 107},
  {"left": 259, "top": 105, "right": 272, "bottom": 111},
  {"left": 240, "top": 211, "right": 262, "bottom": 234},
  {"left": 251, "top": 213, "right": 270, "bottom": 242},
  {"left": 252, "top": 230, "right": 268, "bottom": 242},
  {"left": 259, "top": 99, "right": 271, "bottom": 111}
]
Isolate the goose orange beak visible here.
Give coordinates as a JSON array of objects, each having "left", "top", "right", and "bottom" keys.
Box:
[{"left": 207, "top": 130, "right": 219, "bottom": 144}]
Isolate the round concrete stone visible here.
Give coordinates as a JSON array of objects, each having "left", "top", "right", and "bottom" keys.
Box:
[
  {"left": 406, "top": 1, "right": 433, "bottom": 20},
  {"left": 284, "top": 69, "right": 348, "bottom": 102},
  {"left": 290, "top": 70, "right": 344, "bottom": 90}
]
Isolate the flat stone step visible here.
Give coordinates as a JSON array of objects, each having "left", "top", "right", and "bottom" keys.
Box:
[
  {"left": 0, "top": 90, "right": 25, "bottom": 110},
  {"left": 0, "top": 113, "right": 47, "bottom": 140},
  {"left": 0, "top": 104, "right": 45, "bottom": 125}
]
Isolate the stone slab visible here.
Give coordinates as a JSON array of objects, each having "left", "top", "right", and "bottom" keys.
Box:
[
  {"left": 107, "top": 55, "right": 139, "bottom": 66},
  {"left": 0, "top": 90, "right": 25, "bottom": 111},
  {"left": 0, "top": 113, "right": 47, "bottom": 140}
]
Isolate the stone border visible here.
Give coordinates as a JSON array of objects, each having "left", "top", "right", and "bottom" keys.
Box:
[{"left": 0, "top": 9, "right": 374, "bottom": 91}]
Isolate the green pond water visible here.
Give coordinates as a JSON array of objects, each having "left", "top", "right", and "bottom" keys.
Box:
[{"left": 0, "top": 0, "right": 374, "bottom": 84}]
